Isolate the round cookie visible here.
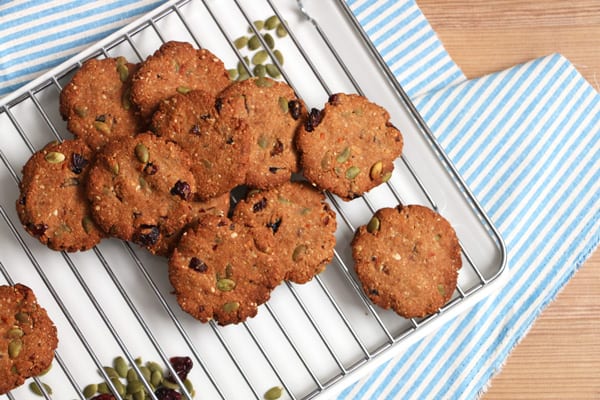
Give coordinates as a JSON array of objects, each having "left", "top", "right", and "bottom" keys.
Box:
[
  {"left": 232, "top": 181, "right": 337, "bottom": 284},
  {"left": 59, "top": 57, "right": 145, "bottom": 151},
  {"left": 130, "top": 41, "right": 231, "bottom": 121},
  {"left": 87, "top": 132, "right": 196, "bottom": 254},
  {"left": 296, "top": 93, "right": 403, "bottom": 200},
  {"left": 151, "top": 90, "right": 250, "bottom": 199},
  {"left": 351, "top": 204, "right": 462, "bottom": 318},
  {"left": 0, "top": 284, "right": 58, "bottom": 395},
  {"left": 216, "top": 77, "right": 307, "bottom": 189},
  {"left": 169, "top": 214, "right": 284, "bottom": 326},
  {"left": 16, "top": 139, "right": 105, "bottom": 252}
]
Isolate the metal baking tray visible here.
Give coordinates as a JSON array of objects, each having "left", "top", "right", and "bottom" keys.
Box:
[{"left": 0, "top": 0, "right": 507, "bottom": 399}]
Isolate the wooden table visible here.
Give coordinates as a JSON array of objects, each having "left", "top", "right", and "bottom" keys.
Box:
[{"left": 414, "top": 1, "right": 600, "bottom": 398}]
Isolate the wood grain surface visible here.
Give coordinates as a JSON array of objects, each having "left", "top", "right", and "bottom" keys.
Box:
[{"left": 414, "top": 1, "right": 600, "bottom": 398}]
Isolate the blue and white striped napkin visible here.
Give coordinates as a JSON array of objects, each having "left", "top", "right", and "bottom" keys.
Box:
[{"left": 1, "top": 1, "right": 598, "bottom": 399}]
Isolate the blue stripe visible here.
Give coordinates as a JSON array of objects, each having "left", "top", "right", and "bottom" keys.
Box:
[
  {"left": 413, "top": 75, "right": 477, "bottom": 124},
  {"left": 349, "top": 0, "right": 379, "bottom": 17},
  {"left": 379, "top": 19, "right": 431, "bottom": 61},
  {"left": 403, "top": 58, "right": 457, "bottom": 98},
  {"left": 0, "top": 55, "right": 72, "bottom": 95},
  {"left": 358, "top": 0, "right": 406, "bottom": 27},
  {"left": 0, "top": 0, "right": 83, "bottom": 31},
  {"left": 366, "top": 2, "right": 415, "bottom": 39}
]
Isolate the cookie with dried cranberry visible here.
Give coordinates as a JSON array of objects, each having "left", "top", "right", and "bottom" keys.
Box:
[
  {"left": 296, "top": 93, "right": 403, "bottom": 200},
  {"left": 151, "top": 90, "right": 250, "bottom": 200},
  {"left": 131, "top": 41, "right": 231, "bottom": 121},
  {"left": 232, "top": 181, "right": 337, "bottom": 284},
  {"left": 59, "top": 57, "right": 144, "bottom": 151},
  {"left": 87, "top": 132, "right": 196, "bottom": 254},
  {"left": 216, "top": 77, "right": 307, "bottom": 189},
  {"left": 351, "top": 204, "right": 462, "bottom": 318},
  {"left": 0, "top": 283, "right": 58, "bottom": 395},
  {"left": 16, "top": 139, "right": 105, "bottom": 252},
  {"left": 169, "top": 214, "right": 283, "bottom": 325}
]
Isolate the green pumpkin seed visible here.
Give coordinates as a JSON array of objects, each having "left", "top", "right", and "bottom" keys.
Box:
[
  {"left": 345, "top": 166, "right": 361, "bottom": 179},
  {"left": 381, "top": 171, "right": 392, "bottom": 182},
  {"left": 228, "top": 68, "right": 238, "bottom": 80},
  {"left": 253, "top": 64, "right": 266, "bottom": 77},
  {"left": 292, "top": 244, "right": 308, "bottom": 262},
  {"left": 98, "top": 382, "right": 109, "bottom": 394},
  {"left": 7, "top": 327, "right": 24, "bottom": 338},
  {"left": 94, "top": 120, "right": 111, "bottom": 134},
  {"left": 8, "top": 339, "right": 22, "bottom": 358},
  {"left": 161, "top": 379, "right": 179, "bottom": 390},
  {"left": 250, "top": 20, "right": 264, "bottom": 32},
  {"left": 276, "top": 23, "right": 287, "bottom": 37},
  {"left": 184, "top": 379, "right": 195, "bottom": 396},
  {"left": 255, "top": 76, "right": 273, "bottom": 87},
  {"left": 114, "top": 356, "right": 128, "bottom": 378},
  {"left": 278, "top": 97, "right": 289, "bottom": 114},
  {"left": 103, "top": 366, "right": 119, "bottom": 379},
  {"left": 29, "top": 382, "right": 52, "bottom": 396},
  {"left": 127, "top": 379, "right": 143, "bottom": 394},
  {"left": 45, "top": 151, "right": 65, "bottom": 164},
  {"left": 15, "top": 311, "right": 30, "bottom": 323},
  {"left": 263, "top": 33, "right": 275, "bottom": 49},
  {"left": 61, "top": 177, "right": 79, "bottom": 187},
  {"left": 223, "top": 301, "right": 240, "bottom": 313},
  {"left": 264, "top": 385, "right": 284, "bottom": 400},
  {"left": 369, "top": 161, "right": 383, "bottom": 180},
  {"left": 336, "top": 147, "right": 351, "bottom": 163},
  {"left": 122, "top": 88, "right": 132, "bottom": 110},
  {"left": 257, "top": 136, "right": 269, "bottom": 149},
  {"left": 135, "top": 143, "right": 149, "bottom": 163},
  {"left": 75, "top": 106, "right": 88, "bottom": 118},
  {"left": 237, "top": 60, "right": 249, "bottom": 75},
  {"left": 82, "top": 216, "right": 95, "bottom": 234},
  {"left": 117, "top": 63, "right": 129, "bottom": 82},
  {"left": 437, "top": 284, "right": 446, "bottom": 297},
  {"left": 139, "top": 365, "right": 151, "bottom": 382},
  {"left": 111, "top": 162, "right": 120, "bottom": 176},
  {"left": 133, "top": 391, "right": 146, "bottom": 400},
  {"left": 366, "top": 216, "right": 380, "bottom": 233},
  {"left": 146, "top": 360, "right": 162, "bottom": 373},
  {"left": 252, "top": 50, "right": 268, "bottom": 65},
  {"left": 273, "top": 49, "right": 284, "bottom": 65},
  {"left": 112, "top": 377, "right": 126, "bottom": 396},
  {"left": 234, "top": 36, "right": 248, "bottom": 49},
  {"left": 216, "top": 278, "right": 236, "bottom": 291},
  {"left": 83, "top": 383, "right": 98, "bottom": 398},
  {"left": 265, "top": 64, "right": 281, "bottom": 78},
  {"left": 176, "top": 85, "right": 192, "bottom": 94},
  {"left": 150, "top": 369, "right": 163, "bottom": 387},
  {"left": 265, "top": 15, "right": 280, "bottom": 30},
  {"left": 248, "top": 35, "right": 261, "bottom": 50}
]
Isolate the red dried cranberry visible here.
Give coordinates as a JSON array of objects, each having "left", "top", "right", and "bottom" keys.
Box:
[
  {"left": 304, "top": 108, "right": 322, "bottom": 132},
  {"left": 268, "top": 167, "right": 280, "bottom": 174},
  {"left": 215, "top": 98, "right": 223, "bottom": 113},
  {"left": 144, "top": 162, "right": 159, "bottom": 175},
  {"left": 95, "top": 114, "right": 107, "bottom": 122},
  {"left": 71, "top": 153, "right": 88, "bottom": 174},
  {"left": 167, "top": 356, "right": 193, "bottom": 383},
  {"left": 189, "top": 124, "right": 201, "bottom": 135},
  {"left": 266, "top": 217, "right": 281, "bottom": 234},
  {"left": 270, "top": 139, "right": 284, "bottom": 156},
  {"left": 154, "top": 388, "right": 182, "bottom": 400},
  {"left": 135, "top": 224, "right": 160, "bottom": 246},
  {"left": 288, "top": 100, "right": 301, "bottom": 120},
  {"left": 189, "top": 257, "right": 208, "bottom": 272},
  {"left": 90, "top": 395, "right": 116, "bottom": 400},
  {"left": 252, "top": 197, "right": 267, "bottom": 212},
  {"left": 170, "top": 180, "right": 191, "bottom": 201},
  {"left": 27, "top": 223, "right": 48, "bottom": 237},
  {"left": 328, "top": 93, "right": 340, "bottom": 105}
]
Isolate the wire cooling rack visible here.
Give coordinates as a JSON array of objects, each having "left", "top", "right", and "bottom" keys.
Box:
[{"left": 0, "top": 1, "right": 507, "bottom": 399}]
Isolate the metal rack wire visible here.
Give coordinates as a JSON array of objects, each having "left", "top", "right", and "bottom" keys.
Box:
[{"left": 0, "top": 1, "right": 506, "bottom": 399}]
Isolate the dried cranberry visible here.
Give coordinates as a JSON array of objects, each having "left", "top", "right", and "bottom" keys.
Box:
[
  {"left": 167, "top": 356, "right": 193, "bottom": 383},
  {"left": 288, "top": 100, "right": 301, "bottom": 120},
  {"left": 215, "top": 97, "right": 223, "bottom": 113},
  {"left": 328, "top": 93, "right": 340, "bottom": 105},
  {"left": 90, "top": 395, "right": 116, "bottom": 400},
  {"left": 268, "top": 167, "right": 280, "bottom": 174},
  {"left": 189, "top": 257, "right": 208, "bottom": 272},
  {"left": 304, "top": 108, "right": 322, "bottom": 132},
  {"left": 270, "top": 139, "right": 284, "bottom": 156},
  {"left": 27, "top": 223, "right": 48, "bottom": 237},
  {"left": 135, "top": 224, "right": 160, "bottom": 246},
  {"left": 95, "top": 114, "right": 106, "bottom": 122},
  {"left": 170, "top": 180, "right": 191, "bottom": 201},
  {"left": 144, "top": 162, "right": 159, "bottom": 175},
  {"left": 18, "top": 196, "right": 26, "bottom": 205},
  {"left": 71, "top": 153, "right": 88, "bottom": 174},
  {"left": 189, "top": 124, "right": 201, "bottom": 135},
  {"left": 266, "top": 218, "right": 281, "bottom": 234},
  {"left": 154, "top": 388, "right": 181, "bottom": 400},
  {"left": 252, "top": 197, "right": 267, "bottom": 212}
]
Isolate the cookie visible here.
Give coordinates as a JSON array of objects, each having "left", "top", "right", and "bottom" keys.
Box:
[
  {"left": 86, "top": 132, "right": 196, "bottom": 254},
  {"left": 0, "top": 284, "right": 58, "bottom": 395},
  {"left": 131, "top": 41, "right": 231, "bottom": 121},
  {"left": 16, "top": 139, "right": 105, "bottom": 252},
  {"left": 351, "top": 204, "right": 462, "bottom": 318},
  {"left": 59, "top": 57, "right": 145, "bottom": 151},
  {"left": 216, "top": 77, "right": 307, "bottom": 189},
  {"left": 232, "top": 181, "right": 337, "bottom": 284},
  {"left": 296, "top": 93, "right": 403, "bottom": 200},
  {"left": 151, "top": 90, "right": 250, "bottom": 199},
  {"left": 168, "top": 214, "right": 283, "bottom": 325}
]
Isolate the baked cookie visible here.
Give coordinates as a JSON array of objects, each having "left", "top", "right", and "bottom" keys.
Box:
[
  {"left": 59, "top": 57, "right": 144, "bottom": 150},
  {"left": 296, "top": 93, "right": 403, "bottom": 200},
  {"left": 131, "top": 41, "right": 231, "bottom": 121},
  {"left": 16, "top": 139, "right": 105, "bottom": 252},
  {"left": 151, "top": 90, "right": 250, "bottom": 199},
  {"left": 351, "top": 204, "right": 462, "bottom": 318},
  {"left": 86, "top": 132, "right": 196, "bottom": 254},
  {"left": 169, "top": 214, "right": 283, "bottom": 325},
  {"left": 216, "top": 77, "right": 307, "bottom": 189},
  {"left": 232, "top": 181, "right": 337, "bottom": 284},
  {"left": 0, "top": 284, "right": 58, "bottom": 395}
]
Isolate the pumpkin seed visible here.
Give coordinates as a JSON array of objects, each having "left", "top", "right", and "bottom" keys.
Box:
[
  {"left": 437, "top": 284, "right": 446, "bottom": 297},
  {"left": 103, "top": 366, "right": 119, "bottom": 379},
  {"left": 161, "top": 379, "right": 179, "bottom": 390},
  {"left": 278, "top": 97, "right": 289, "bottom": 113},
  {"left": 122, "top": 88, "right": 132, "bottom": 110},
  {"left": 273, "top": 49, "right": 284, "bottom": 65},
  {"left": 381, "top": 171, "right": 392, "bottom": 182},
  {"left": 7, "top": 327, "right": 24, "bottom": 338},
  {"left": 216, "top": 278, "right": 236, "bottom": 291},
  {"left": 114, "top": 356, "right": 128, "bottom": 378},
  {"left": 111, "top": 162, "right": 120, "bottom": 175},
  {"left": 98, "top": 382, "right": 109, "bottom": 394},
  {"left": 234, "top": 36, "right": 248, "bottom": 49},
  {"left": 75, "top": 106, "right": 88, "bottom": 118},
  {"left": 250, "top": 20, "right": 264, "bottom": 32},
  {"left": 29, "top": 382, "right": 52, "bottom": 397},
  {"left": 127, "top": 379, "right": 144, "bottom": 394},
  {"left": 15, "top": 311, "right": 30, "bottom": 323},
  {"left": 8, "top": 339, "right": 22, "bottom": 358},
  {"left": 253, "top": 64, "right": 266, "bottom": 77},
  {"left": 366, "top": 216, "right": 380, "bottom": 233},
  {"left": 184, "top": 379, "right": 195, "bottom": 397},
  {"left": 257, "top": 135, "right": 269, "bottom": 149},
  {"left": 265, "top": 64, "right": 281, "bottom": 78},
  {"left": 238, "top": 70, "right": 250, "bottom": 81},
  {"left": 228, "top": 68, "right": 238, "bottom": 80},
  {"left": 248, "top": 35, "right": 261, "bottom": 50},
  {"left": 82, "top": 216, "right": 95, "bottom": 234},
  {"left": 112, "top": 377, "right": 126, "bottom": 396},
  {"left": 369, "top": 161, "right": 383, "bottom": 180},
  {"left": 292, "top": 244, "right": 308, "bottom": 262},
  {"left": 94, "top": 120, "right": 111, "bottom": 134},
  {"left": 265, "top": 15, "right": 280, "bottom": 30},
  {"left": 276, "top": 23, "right": 287, "bottom": 37},
  {"left": 146, "top": 360, "right": 162, "bottom": 373},
  {"left": 150, "top": 369, "right": 163, "bottom": 387},
  {"left": 336, "top": 147, "right": 351, "bottom": 163},
  {"left": 252, "top": 50, "right": 268, "bottom": 65},
  {"left": 135, "top": 143, "right": 149, "bottom": 163},
  {"left": 83, "top": 383, "right": 98, "bottom": 398},
  {"left": 255, "top": 76, "right": 273, "bottom": 87},
  {"left": 127, "top": 367, "right": 138, "bottom": 382},
  {"left": 345, "top": 166, "right": 361, "bottom": 179},
  {"left": 223, "top": 301, "right": 240, "bottom": 313},
  {"left": 176, "top": 85, "right": 192, "bottom": 94},
  {"left": 237, "top": 60, "right": 249, "bottom": 75},
  {"left": 264, "top": 385, "right": 284, "bottom": 400},
  {"left": 117, "top": 63, "right": 129, "bottom": 82},
  {"left": 139, "top": 365, "right": 151, "bottom": 382},
  {"left": 45, "top": 151, "right": 65, "bottom": 164},
  {"left": 263, "top": 33, "right": 275, "bottom": 49},
  {"left": 133, "top": 391, "right": 146, "bottom": 400}
]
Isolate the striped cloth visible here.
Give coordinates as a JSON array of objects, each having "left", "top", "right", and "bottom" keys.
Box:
[{"left": 1, "top": 1, "right": 598, "bottom": 399}]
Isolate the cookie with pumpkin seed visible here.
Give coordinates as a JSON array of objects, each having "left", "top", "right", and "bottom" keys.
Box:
[
  {"left": 16, "top": 139, "right": 105, "bottom": 252},
  {"left": 0, "top": 283, "right": 58, "bottom": 395},
  {"left": 86, "top": 132, "right": 196, "bottom": 255},
  {"left": 296, "top": 93, "right": 403, "bottom": 201},
  {"left": 169, "top": 214, "right": 284, "bottom": 326},
  {"left": 351, "top": 204, "right": 462, "bottom": 319},
  {"left": 232, "top": 181, "right": 337, "bottom": 284},
  {"left": 216, "top": 76, "right": 307, "bottom": 189},
  {"left": 131, "top": 41, "right": 231, "bottom": 122},
  {"left": 59, "top": 56, "right": 144, "bottom": 151},
  {"left": 151, "top": 90, "right": 251, "bottom": 200}
]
